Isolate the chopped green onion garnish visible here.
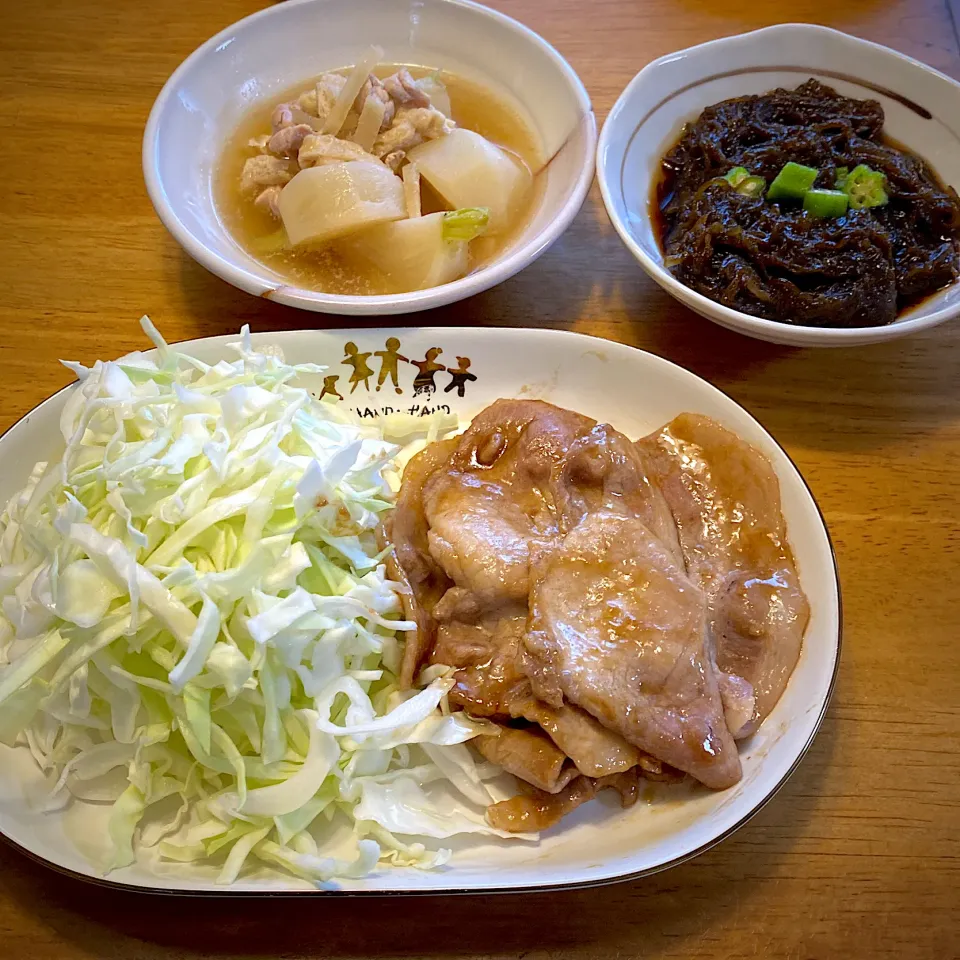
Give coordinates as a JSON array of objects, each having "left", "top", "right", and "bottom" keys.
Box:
[
  {"left": 802, "top": 188, "right": 849, "bottom": 218},
  {"left": 736, "top": 176, "right": 766, "bottom": 198},
  {"left": 724, "top": 167, "right": 750, "bottom": 187},
  {"left": 839, "top": 164, "right": 888, "bottom": 209},
  {"left": 723, "top": 167, "right": 766, "bottom": 197},
  {"left": 767, "top": 162, "right": 819, "bottom": 201},
  {"left": 441, "top": 207, "right": 490, "bottom": 242}
]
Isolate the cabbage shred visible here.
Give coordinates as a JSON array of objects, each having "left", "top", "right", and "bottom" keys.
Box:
[{"left": 0, "top": 319, "right": 519, "bottom": 885}]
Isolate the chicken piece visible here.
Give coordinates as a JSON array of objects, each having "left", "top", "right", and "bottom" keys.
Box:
[
  {"left": 383, "top": 68, "right": 432, "bottom": 109},
  {"left": 486, "top": 769, "right": 641, "bottom": 833},
  {"left": 240, "top": 155, "right": 295, "bottom": 194},
  {"left": 373, "top": 106, "right": 455, "bottom": 157},
  {"left": 553, "top": 423, "right": 681, "bottom": 560},
  {"left": 271, "top": 102, "right": 296, "bottom": 133},
  {"left": 639, "top": 414, "right": 809, "bottom": 736},
  {"left": 297, "top": 133, "right": 381, "bottom": 169},
  {"left": 526, "top": 511, "right": 742, "bottom": 790},
  {"left": 473, "top": 726, "right": 578, "bottom": 794},
  {"left": 254, "top": 185, "right": 283, "bottom": 219},
  {"left": 421, "top": 399, "right": 593, "bottom": 606},
  {"left": 268, "top": 123, "right": 314, "bottom": 158},
  {"left": 353, "top": 74, "right": 396, "bottom": 130},
  {"left": 384, "top": 438, "right": 458, "bottom": 688}
]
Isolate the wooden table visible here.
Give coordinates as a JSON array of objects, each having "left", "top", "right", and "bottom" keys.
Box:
[{"left": 1, "top": 0, "right": 958, "bottom": 957}]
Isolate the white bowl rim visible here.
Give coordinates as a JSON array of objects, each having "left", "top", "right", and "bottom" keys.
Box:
[
  {"left": 142, "top": 0, "right": 597, "bottom": 315},
  {"left": 0, "top": 324, "right": 841, "bottom": 896},
  {"left": 597, "top": 22, "right": 960, "bottom": 343}
]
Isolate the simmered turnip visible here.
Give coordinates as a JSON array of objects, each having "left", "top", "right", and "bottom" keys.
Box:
[
  {"left": 407, "top": 129, "right": 532, "bottom": 232},
  {"left": 336, "top": 208, "right": 489, "bottom": 293},
  {"left": 278, "top": 160, "right": 406, "bottom": 246}
]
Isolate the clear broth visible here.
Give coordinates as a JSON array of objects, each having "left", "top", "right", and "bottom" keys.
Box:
[{"left": 215, "top": 66, "right": 543, "bottom": 296}]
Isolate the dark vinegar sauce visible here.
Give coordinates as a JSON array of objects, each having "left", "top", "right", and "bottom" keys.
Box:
[{"left": 650, "top": 154, "right": 679, "bottom": 254}]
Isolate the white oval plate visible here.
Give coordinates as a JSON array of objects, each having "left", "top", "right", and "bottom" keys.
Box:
[{"left": 0, "top": 327, "right": 840, "bottom": 894}]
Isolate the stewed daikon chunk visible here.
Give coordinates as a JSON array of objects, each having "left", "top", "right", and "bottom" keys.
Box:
[
  {"left": 278, "top": 160, "right": 406, "bottom": 246},
  {"left": 336, "top": 208, "right": 489, "bottom": 293},
  {"left": 407, "top": 129, "right": 532, "bottom": 232}
]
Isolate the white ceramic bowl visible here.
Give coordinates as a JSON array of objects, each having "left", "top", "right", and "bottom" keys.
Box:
[
  {"left": 0, "top": 326, "right": 840, "bottom": 894},
  {"left": 143, "top": 0, "right": 595, "bottom": 316},
  {"left": 597, "top": 23, "right": 960, "bottom": 347}
]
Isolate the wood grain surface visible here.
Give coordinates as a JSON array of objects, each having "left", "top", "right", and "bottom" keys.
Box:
[{"left": 1, "top": 1, "right": 958, "bottom": 958}]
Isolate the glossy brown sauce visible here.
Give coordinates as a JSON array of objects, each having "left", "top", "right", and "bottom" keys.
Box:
[{"left": 215, "top": 66, "right": 543, "bottom": 296}]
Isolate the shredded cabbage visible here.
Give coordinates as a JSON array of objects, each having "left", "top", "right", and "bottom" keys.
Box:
[{"left": 0, "top": 318, "right": 529, "bottom": 886}]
